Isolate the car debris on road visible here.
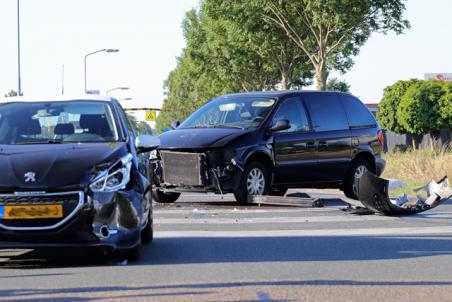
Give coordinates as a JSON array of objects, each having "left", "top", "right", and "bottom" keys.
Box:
[{"left": 356, "top": 171, "right": 452, "bottom": 216}]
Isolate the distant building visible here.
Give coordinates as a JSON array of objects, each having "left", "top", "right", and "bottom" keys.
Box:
[
  {"left": 424, "top": 73, "right": 452, "bottom": 82},
  {"left": 365, "top": 103, "right": 379, "bottom": 116}
]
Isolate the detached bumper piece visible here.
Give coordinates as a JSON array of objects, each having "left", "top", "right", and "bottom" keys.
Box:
[{"left": 357, "top": 171, "right": 452, "bottom": 216}]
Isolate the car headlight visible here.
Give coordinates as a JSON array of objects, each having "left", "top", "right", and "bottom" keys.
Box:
[{"left": 90, "top": 154, "right": 133, "bottom": 192}]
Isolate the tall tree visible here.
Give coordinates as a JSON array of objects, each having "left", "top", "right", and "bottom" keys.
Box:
[
  {"left": 264, "top": 0, "right": 410, "bottom": 90},
  {"left": 203, "top": 0, "right": 313, "bottom": 90}
]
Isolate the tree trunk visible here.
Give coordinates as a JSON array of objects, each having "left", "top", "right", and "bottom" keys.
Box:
[
  {"left": 315, "top": 62, "right": 327, "bottom": 91},
  {"left": 281, "top": 72, "right": 289, "bottom": 90}
]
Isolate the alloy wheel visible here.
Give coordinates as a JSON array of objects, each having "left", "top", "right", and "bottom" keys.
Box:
[{"left": 246, "top": 168, "right": 265, "bottom": 195}]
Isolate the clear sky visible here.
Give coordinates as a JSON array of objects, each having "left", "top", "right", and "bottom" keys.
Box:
[{"left": 0, "top": 0, "right": 451, "bottom": 112}]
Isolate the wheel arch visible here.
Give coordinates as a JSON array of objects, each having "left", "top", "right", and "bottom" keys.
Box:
[
  {"left": 351, "top": 151, "right": 376, "bottom": 174},
  {"left": 244, "top": 150, "right": 274, "bottom": 174}
]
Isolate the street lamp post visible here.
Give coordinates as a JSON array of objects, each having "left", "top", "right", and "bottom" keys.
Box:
[
  {"left": 17, "top": 0, "right": 22, "bottom": 96},
  {"left": 106, "top": 87, "right": 129, "bottom": 95},
  {"left": 84, "top": 48, "right": 119, "bottom": 93}
]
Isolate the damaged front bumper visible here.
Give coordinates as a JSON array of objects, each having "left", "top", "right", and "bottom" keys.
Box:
[
  {"left": 357, "top": 171, "right": 452, "bottom": 216},
  {"left": 0, "top": 184, "right": 149, "bottom": 252},
  {"left": 154, "top": 149, "right": 243, "bottom": 193}
]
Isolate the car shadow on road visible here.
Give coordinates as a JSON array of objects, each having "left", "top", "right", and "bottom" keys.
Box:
[
  {"left": 142, "top": 235, "right": 452, "bottom": 265},
  {"left": 3, "top": 234, "right": 452, "bottom": 269}
]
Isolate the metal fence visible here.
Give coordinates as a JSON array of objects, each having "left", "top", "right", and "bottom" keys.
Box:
[{"left": 383, "top": 128, "right": 452, "bottom": 152}]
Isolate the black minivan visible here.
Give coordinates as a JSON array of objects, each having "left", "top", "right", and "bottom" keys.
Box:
[{"left": 153, "top": 91, "right": 385, "bottom": 203}]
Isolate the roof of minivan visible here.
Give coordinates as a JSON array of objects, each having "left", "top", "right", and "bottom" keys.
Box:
[
  {"left": 221, "top": 90, "right": 353, "bottom": 99},
  {"left": 0, "top": 95, "right": 114, "bottom": 104}
]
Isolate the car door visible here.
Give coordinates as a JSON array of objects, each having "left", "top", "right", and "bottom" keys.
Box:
[
  {"left": 303, "top": 93, "right": 352, "bottom": 182},
  {"left": 271, "top": 96, "right": 318, "bottom": 185}
]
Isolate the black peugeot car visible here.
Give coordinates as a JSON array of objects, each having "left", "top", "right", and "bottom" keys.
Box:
[
  {"left": 0, "top": 96, "right": 158, "bottom": 260},
  {"left": 153, "top": 91, "right": 385, "bottom": 203}
]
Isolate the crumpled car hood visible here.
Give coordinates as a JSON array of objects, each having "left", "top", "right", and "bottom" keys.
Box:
[
  {"left": 159, "top": 128, "right": 252, "bottom": 150},
  {"left": 0, "top": 142, "right": 128, "bottom": 190}
]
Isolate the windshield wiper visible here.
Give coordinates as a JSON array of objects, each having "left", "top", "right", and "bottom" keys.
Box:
[{"left": 211, "top": 124, "right": 245, "bottom": 129}]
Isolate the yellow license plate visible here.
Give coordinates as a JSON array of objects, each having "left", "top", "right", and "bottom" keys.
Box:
[{"left": 1, "top": 205, "right": 63, "bottom": 219}]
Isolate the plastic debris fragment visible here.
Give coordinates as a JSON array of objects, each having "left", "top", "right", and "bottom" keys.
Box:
[{"left": 357, "top": 171, "right": 452, "bottom": 216}]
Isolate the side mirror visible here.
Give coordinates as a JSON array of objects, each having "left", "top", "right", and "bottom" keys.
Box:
[
  {"left": 171, "top": 120, "right": 181, "bottom": 130},
  {"left": 135, "top": 135, "right": 159, "bottom": 154},
  {"left": 270, "top": 119, "right": 291, "bottom": 133}
]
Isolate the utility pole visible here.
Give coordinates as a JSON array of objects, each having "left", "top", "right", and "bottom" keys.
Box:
[{"left": 17, "top": 0, "right": 22, "bottom": 96}]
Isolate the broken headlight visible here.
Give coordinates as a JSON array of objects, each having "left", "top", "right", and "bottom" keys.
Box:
[{"left": 90, "top": 154, "right": 133, "bottom": 192}]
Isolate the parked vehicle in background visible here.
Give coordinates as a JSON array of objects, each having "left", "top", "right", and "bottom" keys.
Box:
[
  {"left": 152, "top": 91, "right": 385, "bottom": 204},
  {"left": 0, "top": 95, "right": 159, "bottom": 261}
]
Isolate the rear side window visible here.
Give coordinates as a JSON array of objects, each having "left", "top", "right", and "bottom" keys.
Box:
[
  {"left": 304, "top": 94, "right": 349, "bottom": 132},
  {"left": 340, "top": 95, "right": 377, "bottom": 128}
]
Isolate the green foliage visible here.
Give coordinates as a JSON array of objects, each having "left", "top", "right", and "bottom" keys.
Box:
[
  {"left": 326, "top": 77, "right": 350, "bottom": 92},
  {"left": 439, "top": 82, "right": 452, "bottom": 128},
  {"left": 127, "top": 114, "right": 153, "bottom": 135},
  {"left": 156, "top": 2, "right": 315, "bottom": 132},
  {"left": 397, "top": 81, "right": 444, "bottom": 135},
  {"left": 377, "top": 79, "right": 419, "bottom": 133},
  {"left": 4, "top": 90, "right": 18, "bottom": 97},
  {"left": 264, "top": 0, "right": 410, "bottom": 90}
]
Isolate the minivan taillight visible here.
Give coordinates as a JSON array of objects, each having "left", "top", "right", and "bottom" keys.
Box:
[{"left": 377, "top": 130, "right": 384, "bottom": 146}]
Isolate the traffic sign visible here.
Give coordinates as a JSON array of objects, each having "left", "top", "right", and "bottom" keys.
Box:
[{"left": 145, "top": 110, "right": 157, "bottom": 121}]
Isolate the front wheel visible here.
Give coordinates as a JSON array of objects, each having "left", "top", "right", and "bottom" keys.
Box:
[
  {"left": 152, "top": 190, "right": 181, "bottom": 203},
  {"left": 233, "top": 161, "right": 270, "bottom": 203},
  {"left": 343, "top": 159, "right": 373, "bottom": 200}
]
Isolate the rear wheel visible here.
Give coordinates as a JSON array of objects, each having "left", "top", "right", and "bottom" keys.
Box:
[
  {"left": 152, "top": 190, "right": 181, "bottom": 203},
  {"left": 344, "top": 159, "right": 373, "bottom": 200},
  {"left": 234, "top": 161, "right": 270, "bottom": 203},
  {"left": 269, "top": 187, "right": 288, "bottom": 196}
]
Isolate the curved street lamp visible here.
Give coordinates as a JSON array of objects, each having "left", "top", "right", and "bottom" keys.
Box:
[
  {"left": 84, "top": 48, "right": 119, "bottom": 93},
  {"left": 106, "top": 87, "right": 129, "bottom": 95}
]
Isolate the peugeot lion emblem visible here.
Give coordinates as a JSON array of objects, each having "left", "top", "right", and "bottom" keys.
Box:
[{"left": 24, "top": 172, "right": 36, "bottom": 183}]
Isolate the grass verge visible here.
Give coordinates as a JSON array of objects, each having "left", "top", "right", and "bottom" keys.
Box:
[{"left": 382, "top": 149, "right": 451, "bottom": 196}]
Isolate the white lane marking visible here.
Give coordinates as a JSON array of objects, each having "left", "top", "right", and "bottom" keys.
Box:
[
  {"left": 157, "top": 226, "right": 452, "bottom": 238},
  {"left": 155, "top": 207, "right": 345, "bottom": 215},
  {"left": 154, "top": 214, "right": 393, "bottom": 225}
]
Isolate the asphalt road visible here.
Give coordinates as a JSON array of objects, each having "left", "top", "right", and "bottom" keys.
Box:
[{"left": 1, "top": 190, "right": 452, "bottom": 302}]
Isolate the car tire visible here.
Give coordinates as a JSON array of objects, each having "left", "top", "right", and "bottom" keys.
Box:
[
  {"left": 344, "top": 159, "right": 373, "bottom": 200},
  {"left": 141, "top": 209, "right": 153, "bottom": 244},
  {"left": 269, "top": 187, "right": 288, "bottom": 196},
  {"left": 234, "top": 161, "right": 270, "bottom": 204},
  {"left": 152, "top": 190, "right": 180, "bottom": 203}
]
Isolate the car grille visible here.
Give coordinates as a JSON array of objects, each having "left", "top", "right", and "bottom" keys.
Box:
[
  {"left": 0, "top": 191, "right": 84, "bottom": 231},
  {"left": 160, "top": 151, "right": 205, "bottom": 186}
]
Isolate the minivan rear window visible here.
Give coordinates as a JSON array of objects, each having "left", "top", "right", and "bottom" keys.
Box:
[
  {"left": 340, "top": 95, "right": 377, "bottom": 128},
  {"left": 304, "top": 94, "right": 349, "bottom": 132}
]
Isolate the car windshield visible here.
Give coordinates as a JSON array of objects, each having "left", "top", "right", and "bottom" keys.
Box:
[
  {"left": 0, "top": 100, "right": 120, "bottom": 145},
  {"left": 179, "top": 96, "right": 276, "bottom": 130}
]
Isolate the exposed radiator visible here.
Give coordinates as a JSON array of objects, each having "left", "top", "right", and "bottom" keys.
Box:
[{"left": 160, "top": 151, "right": 205, "bottom": 186}]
